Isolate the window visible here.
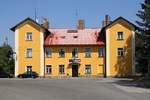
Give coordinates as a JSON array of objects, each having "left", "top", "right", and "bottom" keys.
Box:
[
  {"left": 26, "top": 48, "right": 32, "bottom": 58},
  {"left": 46, "top": 65, "right": 52, "bottom": 74},
  {"left": 98, "top": 48, "right": 104, "bottom": 57},
  {"left": 117, "top": 32, "right": 123, "bottom": 40},
  {"left": 59, "top": 65, "right": 65, "bottom": 74},
  {"left": 26, "top": 32, "right": 32, "bottom": 40},
  {"left": 85, "top": 65, "right": 91, "bottom": 74},
  {"left": 45, "top": 48, "right": 52, "bottom": 57},
  {"left": 85, "top": 48, "right": 91, "bottom": 58},
  {"left": 59, "top": 48, "right": 65, "bottom": 57},
  {"left": 26, "top": 66, "right": 32, "bottom": 75},
  {"left": 72, "top": 48, "right": 78, "bottom": 58},
  {"left": 117, "top": 48, "right": 124, "bottom": 56}
]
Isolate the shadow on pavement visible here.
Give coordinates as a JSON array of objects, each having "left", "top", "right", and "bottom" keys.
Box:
[{"left": 112, "top": 78, "right": 150, "bottom": 89}]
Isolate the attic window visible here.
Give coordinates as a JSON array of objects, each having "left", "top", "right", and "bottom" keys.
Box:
[
  {"left": 67, "top": 30, "right": 78, "bottom": 33},
  {"left": 60, "top": 36, "right": 66, "bottom": 39},
  {"left": 73, "top": 36, "right": 78, "bottom": 38}
]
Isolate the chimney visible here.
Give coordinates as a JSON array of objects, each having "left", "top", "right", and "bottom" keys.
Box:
[
  {"left": 102, "top": 15, "right": 111, "bottom": 27},
  {"left": 77, "top": 19, "right": 85, "bottom": 30},
  {"left": 42, "top": 18, "right": 49, "bottom": 29}
]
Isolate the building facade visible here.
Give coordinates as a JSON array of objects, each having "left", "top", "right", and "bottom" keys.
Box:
[{"left": 11, "top": 16, "right": 136, "bottom": 77}]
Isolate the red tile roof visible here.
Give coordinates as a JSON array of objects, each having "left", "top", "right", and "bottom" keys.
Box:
[{"left": 44, "top": 28, "right": 104, "bottom": 46}]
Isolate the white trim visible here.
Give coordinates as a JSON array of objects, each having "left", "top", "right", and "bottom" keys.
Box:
[
  {"left": 72, "top": 48, "right": 78, "bottom": 58},
  {"left": 45, "top": 48, "right": 52, "bottom": 58},
  {"left": 117, "top": 48, "right": 124, "bottom": 57},
  {"left": 116, "top": 32, "right": 124, "bottom": 40},
  {"left": 58, "top": 48, "right": 66, "bottom": 57},
  {"left": 132, "top": 31, "right": 135, "bottom": 75},
  {"left": 45, "top": 64, "right": 52, "bottom": 74},
  {"left": 106, "top": 29, "right": 110, "bottom": 76},
  {"left": 15, "top": 29, "right": 19, "bottom": 77},
  {"left": 26, "top": 48, "right": 32, "bottom": 58},
  {"left": 40, "top": 30, "right": 44, "bottom": 77}
]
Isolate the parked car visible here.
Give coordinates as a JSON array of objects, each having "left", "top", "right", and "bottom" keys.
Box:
[{"left": 17, "top": 71, "right": 38, "bottom": 78}]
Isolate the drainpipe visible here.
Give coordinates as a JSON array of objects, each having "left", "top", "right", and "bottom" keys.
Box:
[
  {"left": 43, "top": 46, "right": 46, "bottom": 78},
  {"left": 104, "top": 31, "right": 107, "bottom": 78},
  {"left": 104, "top": 45, "right": 107, "bottom": 78}
]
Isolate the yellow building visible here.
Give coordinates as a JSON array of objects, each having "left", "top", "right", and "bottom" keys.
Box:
[{"left": 11, "top": 15, "right": 136, "bottom": 78}]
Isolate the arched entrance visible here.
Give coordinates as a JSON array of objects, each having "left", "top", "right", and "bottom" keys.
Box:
[
  {"left": 69, "top": 59, "right": 81, "bottom": 77},
  {"left": 72, "top": 64, "right": 78, "bottom": 77}
]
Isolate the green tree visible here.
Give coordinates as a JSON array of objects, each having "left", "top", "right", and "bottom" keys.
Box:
[
  {"left": 136, "top": 0, "right": 150, "bottom": 74},
  {"left": 0, "top": 44, "right": 14, "bottom": 76}
]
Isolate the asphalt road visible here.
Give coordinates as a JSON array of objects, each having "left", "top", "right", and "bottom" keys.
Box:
[{"left": 0, "top": 78, "right": 149, "bottom": 100}]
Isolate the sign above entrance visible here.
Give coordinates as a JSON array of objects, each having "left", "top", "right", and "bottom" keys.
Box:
[{"left": 69, "top": 59, "right": 81, "bottom": 63}]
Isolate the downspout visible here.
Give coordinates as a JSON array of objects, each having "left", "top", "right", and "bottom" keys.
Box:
[
  {"left": 104, "top": 31, "right": 107, "bottom": 78},
  {"left": 43, "top": 45, "right": 45, "bottom": 78}
]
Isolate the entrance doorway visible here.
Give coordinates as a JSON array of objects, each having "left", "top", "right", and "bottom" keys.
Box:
[{"left": 72, "top": 64, "right": 78, "bottom": 77}]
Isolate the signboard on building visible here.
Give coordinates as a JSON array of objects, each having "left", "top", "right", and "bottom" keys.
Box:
[{"left": 69, "top": 59, "right": 81, "bottom": 63}]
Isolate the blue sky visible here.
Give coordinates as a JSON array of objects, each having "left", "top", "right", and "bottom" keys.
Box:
[{"left": 0, "top": 0, "right": 141, "bottom": 48}]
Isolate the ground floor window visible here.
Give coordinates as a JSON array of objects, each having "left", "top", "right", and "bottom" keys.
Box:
[
  {"left": 59, "top": 65, "right": 65, "bottom": 74},
  {"left": 46, "top": 65, "right": 52, "bottom": 74},
  {"left": 26, "top": 66, "right": 32, "bottom": 75},
  {"left": 85, "top": 65, "right": 91, "bottom": 74}
]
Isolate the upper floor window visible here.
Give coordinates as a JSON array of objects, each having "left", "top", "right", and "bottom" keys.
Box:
[
  {"left": 84, "top": 48, "right": 91, "bottom": 58},
  {"left": 117, "top": 48, "right": 124, "bottom": 56},
  {"left": 59, "top": 65, "right": 65, "bottom": 74},
  {"left": 26, "top": 32, "right": 32, "bottom": 40},
  {"left": 117, "top": 32, "right": 123, "bottom": 40},
  {"left": 59, "top": 48, "right": 65, "bottom": 57},
  {"left": 26, "top": 48, "right": 32, "bottom": 58},
  {"left": 98, "top": 48, "right": 104, "bottom": 57},
  {"left": 46, "top": 65, "right": 52, "bottom": 74},
  {"left": 45, "top": 48, "right": 52, "bottom": 58},
  {"left": 72, "top": 48, "right": 78, "bottom": 58},
  {"left": 85, "top": 65, "right": 91, "bottom": 74}
]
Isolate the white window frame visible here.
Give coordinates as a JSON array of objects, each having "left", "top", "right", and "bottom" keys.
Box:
[
  {"left": 117, "top": 48, "right": 124, "bottom": 56},
  {"left": 98, "top": 48, "right": 104, "bottom": 57},
  {"left": 84, "top": 48, "right": 91, "bottom": 58},
  {"left": 26, "top": 32, "right": 32, "bottom": 41},
  {"left": 117, "top": 32, "right": 124, "bottom": 40},
  {"left": 26, "top": 48, "right": 32, "bottom": 58},
  {"left": 72, "top": 48, "right": 78, "bottom": 58},
  {"left": 45, "top": 48, "right": 52, "bottom": 58},
  {"left": 59, "top": 65, "right": 65, "bottom": 74},
  {"left": 58, "top": 48, "right": 65, "bottom": 57},
  {"left": 46, "top": 65, "right": 52, "bottom": 74},
  {"left": 85, "top": 64, "right": 91, "bottom": 74},
  {"left": 26, "top": 66, "right": 32, "bottom": 74}
]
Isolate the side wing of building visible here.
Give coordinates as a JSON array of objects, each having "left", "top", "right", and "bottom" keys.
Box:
[
  {"left": 104, "top": 17, "right": 136, "bottom": 77},
  {"left": 11, "top": 18, "right": 47, "bottom": 77}
]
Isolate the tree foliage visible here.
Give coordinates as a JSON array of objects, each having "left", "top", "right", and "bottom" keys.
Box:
[
  {"left": 136, "top": 0, "right": 150, "bottom": 73},
  {"left": 0, "top": 44, "right": 14, "bottom": 75}
]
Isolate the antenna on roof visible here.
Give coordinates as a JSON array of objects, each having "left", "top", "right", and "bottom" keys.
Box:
[
  {"left": 34, "top": 8, "right": 36, "bottom": 21},
  {"left": 34, "top": 8, "right": 38, "bottom": 23}
]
